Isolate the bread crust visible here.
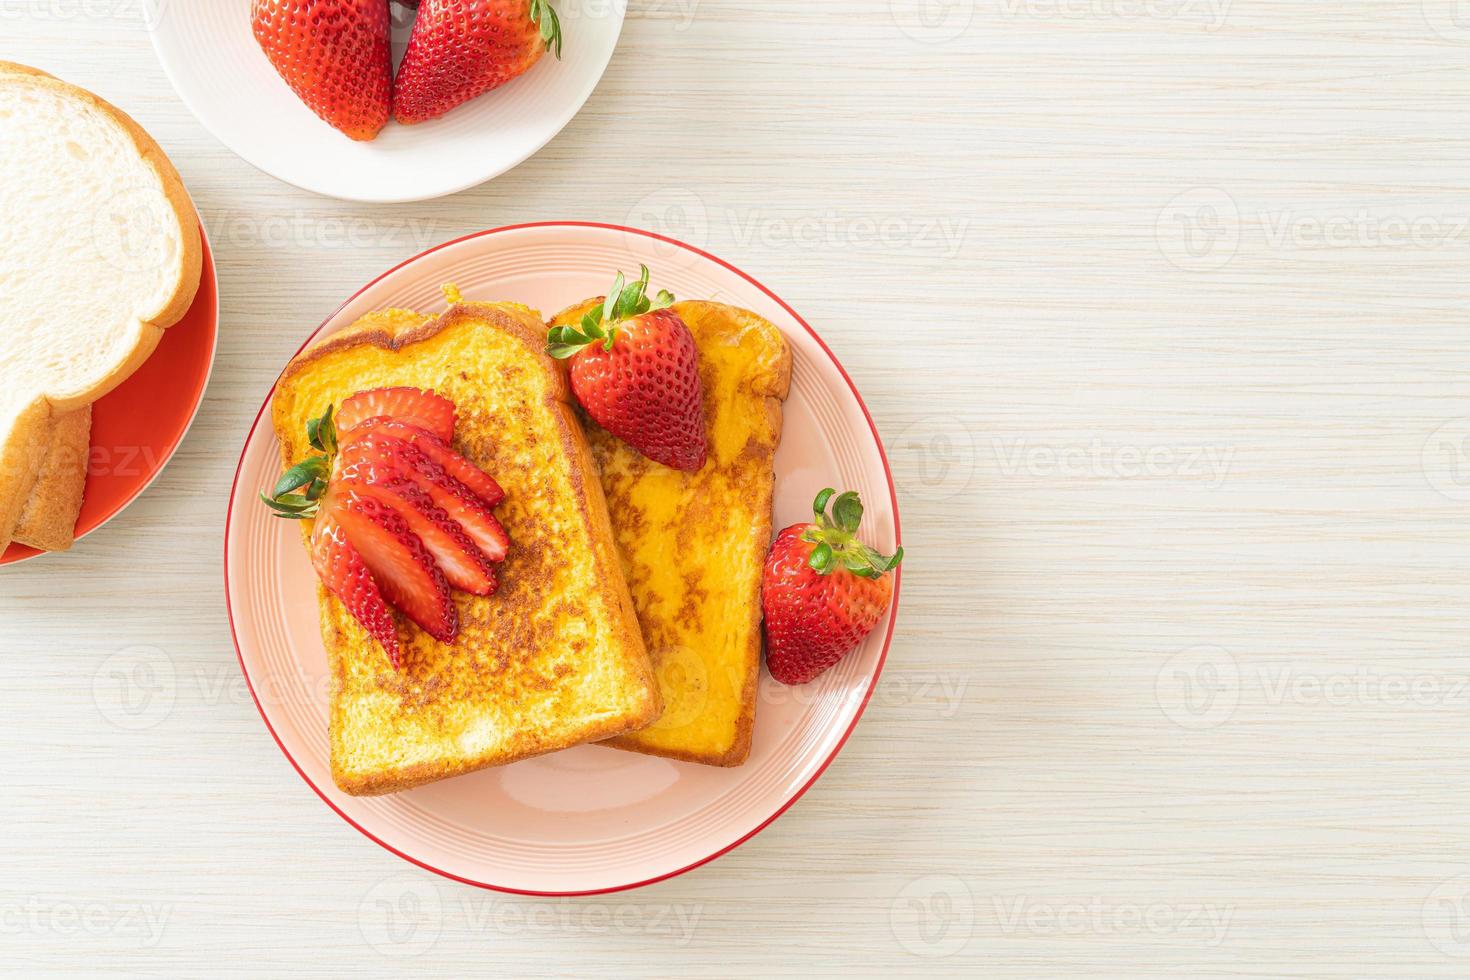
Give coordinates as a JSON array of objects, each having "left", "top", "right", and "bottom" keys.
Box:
[
  {"left": 13, "top": 406, "right": 90, "bottom": 552},
  {"left": 274, "top": 302, "right": 660, "bottom": 796},
  {"left": 0, "top": 400, "right": 53, "bottom": 554}
]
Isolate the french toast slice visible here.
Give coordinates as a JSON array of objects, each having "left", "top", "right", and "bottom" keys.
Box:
[
  {"left": 271, "top": 301, "right": 661, "bottom": 795},
  {"left": 550, "top": 300, "right": 792, "bottom": 766}
]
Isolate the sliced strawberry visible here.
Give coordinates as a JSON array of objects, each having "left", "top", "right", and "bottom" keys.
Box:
[
  {"left": 265, "top": 396, "right": 512, "bottom": 651},
  {"left": 310, "top": 512, "right": 401, "bottom": 667},
  {"left": 337, "top": 387, "right": 456, "bottom": 443},
  {"left": 333, "top": 492, "right": 458, "bottom": 643},
  {"left": 341, "top": 435, "right": 509, "bottom": 562},
  {"left": 338, "top": 476, "right": 499, "bottom": 595},
  {"left": 423, "top": 478, "right": 510, "bottom": 563},
  {"left": 342, "top": 417, "right": 504, "bottom": 507}
]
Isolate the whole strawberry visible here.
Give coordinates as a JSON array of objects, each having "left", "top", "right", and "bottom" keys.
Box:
[
  {"left": 251, "top": 0, "right": 392, "bottom": 141},
  {"left": 547, "top": 266, "right": 708, "bottom": 472},
  {"left": 393, "top": 0, "right": 561, "bottom": 125},
  {"left": 762, "top": 489, "right": 903, "bottom": 686}
]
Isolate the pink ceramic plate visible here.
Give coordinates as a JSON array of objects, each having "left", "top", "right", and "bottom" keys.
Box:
[{"left": 224, "top": 222, "right": 902, "bottom": 894}]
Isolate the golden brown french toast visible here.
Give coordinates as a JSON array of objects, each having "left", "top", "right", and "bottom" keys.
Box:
[
  {"left": 271, "top": 301, "right": 661, "bottom": 795},
  {"left": 550, "top": 300, "right": 791, "bottom": 766}
]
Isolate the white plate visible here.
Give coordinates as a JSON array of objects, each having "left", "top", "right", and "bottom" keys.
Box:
[
  {"left": 146, "top": 1, "right": 625, "bottom": 202},
  {"left": 224, "top": 223, "right": 903, "bottom": 893}
]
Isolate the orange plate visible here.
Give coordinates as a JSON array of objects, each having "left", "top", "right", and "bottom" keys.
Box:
[{"left": 1, "top": 231, "right": 218, "bottom": 565}]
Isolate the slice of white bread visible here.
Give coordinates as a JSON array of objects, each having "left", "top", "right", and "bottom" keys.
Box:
[{"left": 0, "top": 62, "right": 201, "bottom": 553}]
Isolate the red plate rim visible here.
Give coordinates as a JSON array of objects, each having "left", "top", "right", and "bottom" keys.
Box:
[{"left": 222, "top": 221, "right": 904, "bottom": 896}]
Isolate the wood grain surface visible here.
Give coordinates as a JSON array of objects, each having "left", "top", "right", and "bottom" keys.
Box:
[{"left": 4, "top": 1, "right": 1470, "bottom": 975}]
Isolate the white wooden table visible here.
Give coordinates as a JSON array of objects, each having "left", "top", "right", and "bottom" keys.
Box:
[{"left": 5, "top": 1, "right": 1470, "bottom": 974}]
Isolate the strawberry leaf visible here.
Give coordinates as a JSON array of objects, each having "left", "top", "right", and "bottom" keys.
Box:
[
  {"left": 260, "top": 403, "right": 339, "bottom": 521},
  {"left": 307, "top": 404, "right": 336, "bottom": 454},
  {"left": 271, "top": 457, "right": 328, "bottom": 498},
  {"left": 546, "top": 309, "right": 608, "bottom": 358},
  {"left": 549, "top": 325, "right": 592, "bottom": 346},
  {"left": 322, "top": 417, "right": 338, "bottom": 455},
  {"left": 812, "top": 487, "right": 836, "bottom": 523},
  {"left": 557, "top": 266, "right": 679, "bottom": 359},
  {"left": 259, "top": 490, "right": 320, "bottom": 520},
  {"left": 800, "top": 487, "right": 901, "bottom": 577},
  {"left": 808, "top": 542, "right": 834, "bottom": 574},
  {"left": 831, "top": 491, "right": 863, "bottom": 533},
  {"left": 857, "top": 543, "right": 903, "bottom": 575},
  {"left": 620, "top": 265, "right": 654, "bottom": 317},
  {"left": 617, "top": 279, "right": 645, "bottom": 319},
  {"left": 529, "top": 0, "right": 562, "bottom": 59},
  {"left": 606, "top": 271, "right": 626, "bottom": 319},
  {"left": 583, "top": 311, "right": 606, "bottom": 340}
]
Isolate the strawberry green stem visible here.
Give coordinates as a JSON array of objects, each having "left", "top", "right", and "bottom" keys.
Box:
[
  {"left": 529, "top": 0, "right": 562, "bottom": 59},
  {"left": 801, "top": 487, "right": 903, "bottom": 578},
  {"left": 260, "top": 404, "right": 338, "bottom": 520},
  {"left": 544, "top": 264, "right": 676, "bottom": 360}
]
